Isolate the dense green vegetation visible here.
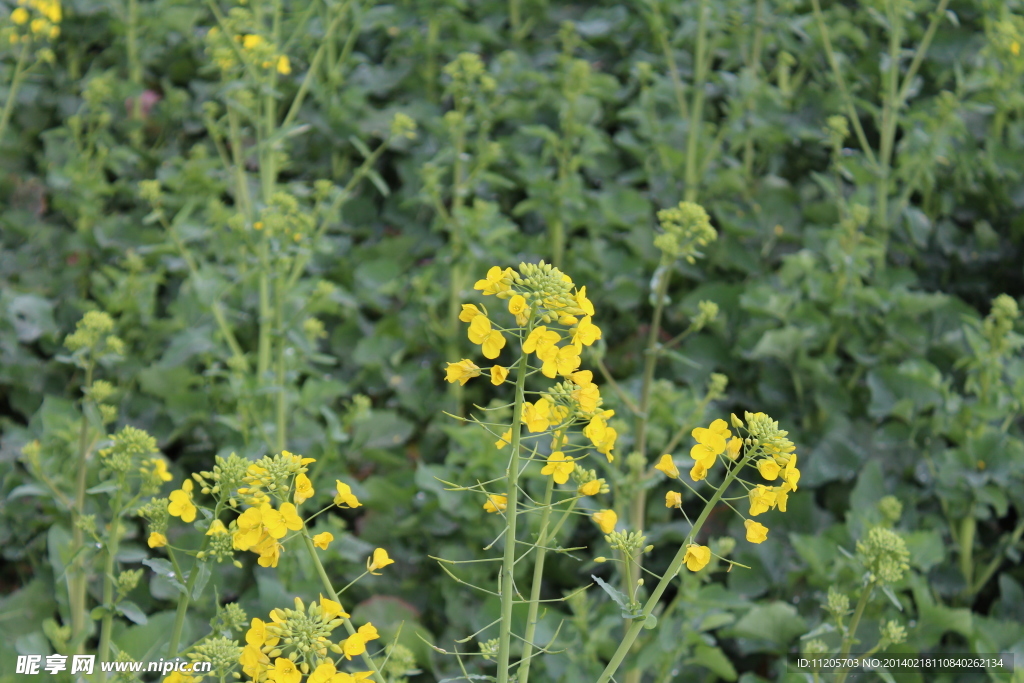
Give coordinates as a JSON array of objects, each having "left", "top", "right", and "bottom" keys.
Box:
[{"left": 1, "top": 0, "right": 1023, "bottom": 681}]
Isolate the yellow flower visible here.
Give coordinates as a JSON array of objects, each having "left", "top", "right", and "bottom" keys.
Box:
[
  {"left": 367, "top": 548, "right": 394, "bottom": 575},
  {"left": 276, "top": 55, "right": 291, "bottom": 74},
  {"left": 206, "top": 519, "right": 227, "bottom": 536},
  {"left": 1013, "top": 40, "right": 1021, "bottom": 56},
  {"left": 508, "top": 295, "right": 527, "bottom": 316},
  {"left": 294, "top": 473, "right": 315, "bottom": 505},
  {"left": 522, "top": 326, "right": 560, "bottom": 356},
  {"left": 522, "top": 398, "right": 552, "bottom": 433},
  {"left": 239, "top": 643, "right": 270, "bottom": 679},
  {"left": 336, "top": 673, "right": 374, "bottom": 683},
  {"left": 780, "top": 462, "right": 800, "bottom": 491},
  {"left": 583, "top": 414, "right": 617, "bottom": 461},
  {"left": 233, "top": 507, "right": 264, "bottom": 550},
  {"left": 654, "top": 454, "right": 679, "bottom": 479},
  {"left": 468, "top": 315, "right": 506, "bottom": 359},
  {"left": 490, "top": 365, "right": 508, "bottom": 385},
  {"left": 313, "top": 532, "right": 333, "bottom": 550},
  {"left": 690, "top": 419, "right": 729, "bottom": 468},
  {"left": 571, "top": 316, "right": 602, "bottom": 349},
  {"left": 458, "top": 303, "right": 483, "bottom": 322},
  {"left": 726, "top": 437, "right": 742, "bottom": 460},
  {"left": 773, "top": 486, "right": 789, "bottom": 512},
  {"left": 242, "top": 34, "right": 264, "bottom": 50},
  {"left": 341, "top": 633, "right": 367, "bottom": 660},
  {"left": 665, "top": 491, "right": 682, "bottom": 508},
  {"left": 268, "top": 657, "right": 301, "bottom": 683},
  {"left": 578, "top": 480, "right": 601, "bottom": 497},
  {"left": 253, "top": 505, "right": 298, "bottom": 542},
  {"left": 744, "top": 519, "right": 769, "bottom": 544},
  {"left": 168, "top": 479, "right": 197, "bottom": 523},
  {"left": 572, "top": 370, "right": 594, "bottom": 386},
  {"left": 573, "top": 382, "right": 601, "bottom": 413},
  {"left": 255, "top": 537, "right": 282, "bottom": 568},
  {"left": 576, "top": 286, "right": 595, "bottom": 315},
  {"left": 320, "top": 595, "right": 350, "bottom": 620},
  {"left": 334, "top": 480, "right": 362, "bottom": 508},
  {"left": 540, "top": 452, "right": 575, "bottom": 484},
  {"left": 308, "top": 662, "right": 340, "bottom": 683},
  {"left": 683, "top": 544, "right": 711, "bottom": 572},
  {"left": 148, "top": 532, "right": 167, "bottom": 548},
  {"left": 495, "top": 428, "right": 513, "bottom": 449},
  {"left": 483, "top": 494, "right": 507, "bottom": 513},
  {"left": 592, "top": 509, "right": 617, "bottom": 534},
  {"left": 11, "top": 7, "right": 29, "bottom": 24},
  {"left": 540, "top": 344, "right": 581, "bottom": 378},
  {"left": 689, "top": 459, "right": 709, "bottom": 482},
  {"left": 473, "top": 266, "right": 513, "bottom": 296},
  {"left": 446, "top": 358, "right": 481, "bottom": 385},
  {"left": 748, "top": 485, "right": 776, "bottom": 516},
  {"left": 757, "top": 459, "right": 781, "bottom": 481},
  {"left": 163, "top": 672, "right": 198, "bottom": 683},
  {"left": 358, "top": 622, "right": 380, "bottom": 641},
  {"left": 246, "top": 618, "right": 280, "bottom": 648}
]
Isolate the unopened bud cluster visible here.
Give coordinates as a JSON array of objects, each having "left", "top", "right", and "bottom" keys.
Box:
[{"left": 856, "top": 526, "right": 910, "bottom": 585}]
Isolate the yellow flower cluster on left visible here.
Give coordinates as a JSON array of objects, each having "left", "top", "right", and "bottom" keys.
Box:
[
  {"left": 8, "top": 0, "right": 61, "bottom": 43},
  {"left": 444, "top": 262, "right": 616, "bottom": 520}
]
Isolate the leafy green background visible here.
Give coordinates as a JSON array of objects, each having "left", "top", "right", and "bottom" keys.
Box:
[{"left": 1, "top": 0, "right": 1023, "bottom": 681}]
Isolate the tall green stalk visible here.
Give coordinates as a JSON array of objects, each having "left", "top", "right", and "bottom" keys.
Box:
[
  {"left": 96, "top": 479, "right": 125, "bottom": 682},
  {"left": 0, "top": 41, "right": 30, "bottom": 145},
  {"left": 516, "top": 477, "right": 554, "bottom": 683},
  {"left": 835, "top": 580, "right": 877, "bottom": 683},
  {"left": 683, "top": 0, "right": 710, "bottom": 202},
  {"left": 69, "top": 364, "right": 95, "bottom": 653},
  {"left": 167, "top": 538, "right": 211, "bottom": 659},
  {"left": 496, "top": 335, "right": 533, "bottom": 683}
]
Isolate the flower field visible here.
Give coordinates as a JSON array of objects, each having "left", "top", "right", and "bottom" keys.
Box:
[{"left": 1, "top": 0, "right": 1023, "bottom": 681}]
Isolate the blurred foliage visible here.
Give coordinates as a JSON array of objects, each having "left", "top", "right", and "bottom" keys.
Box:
[{"left": 1, "top": 0, "right": 1023, "bottom": 680}]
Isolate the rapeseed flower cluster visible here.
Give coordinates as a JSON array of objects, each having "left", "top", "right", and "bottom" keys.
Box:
[
  {"left": 205, "top": 12, "right": 291, "bottom": 76},
  {"left": 444, "top": 262, "right": 616, "bottom": 524},
  {"left": 656, "top": 412, "right": 800, "bottom": 571},
  {"left": 7, "top": 0, "right": 61, "bottom": 45},
  {"left": 240, "top": 598, "right": 377, "bottom": 682}
]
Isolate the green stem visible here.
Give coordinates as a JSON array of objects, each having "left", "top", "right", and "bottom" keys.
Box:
[
  {"left": 446, "top": 120, "right": 468, "bottom": 416},
  {"left": 70, "top": 364, "right": 95, "bottom": 653},
  {"left": 97, "top": 485, "right": 125, "bottom": 681},
  {"left": 683, "top": 0, "right": 710, "bottom": 201},
  {"left": 274, "top": 277, "right": 287, "bottom": 452},
  {"left": 425, "top": 16, "right": 439, "bottom": 103},
  {"left": 959, "top": 513, "right": 975, "bottom": 591},
  {"left": 809, "top": 0, "right": 879, "bottom": 169},
  {"left": 595, "top": 450, "right": 754, "bottom": 683},
  {"left": 970, "top": 519, "right": 1024, "bottom": 595},
  {"left": 0, "top": 41, "right": 30, "bottom": 146},
  {"left": 301, "top": 533, "right": 386, "bottom": 683},
  {"left": 517, "top": 477, "right": 555, "bottom": 683},
  {"left": 496, "top": 340, "right": 533, "bottom": 683},
  {"left": 167, "top": 541, "right": 211, "bottom": 659},
  {"left": 835, "top": 581, "right": 877, "bottom": 683},
  {"left": 742, "top": 0, "right": 765, "bottom": 181}
]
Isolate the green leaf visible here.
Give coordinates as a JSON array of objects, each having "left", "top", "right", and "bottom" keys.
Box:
[
  {"left": 690, "top": 644, "right": 738, "bottom": 681},
  {"left": 190, "top": 561, "right": 211, "bottom": 601},
  {"left": 643, "top": 614, "right": 658, "bottom": 630},
  {"left": 592, "top": 575, "right": 631, "bottom": 614},
  {"left": 731, "top": 602, "right": 808, "bottom": 650},
  {"left": 117, "top": 600, "right": 148, "bottom": 625}
]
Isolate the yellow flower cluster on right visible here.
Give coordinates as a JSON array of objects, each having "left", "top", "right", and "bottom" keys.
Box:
[{"left": 656, "top": 412, "right": 799, "bottom": 571}]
